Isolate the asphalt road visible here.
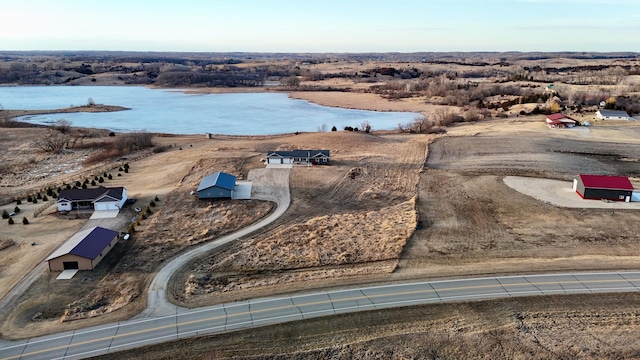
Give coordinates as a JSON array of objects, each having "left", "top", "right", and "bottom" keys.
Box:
[{"left": 2, "top": 271, "right": 640, "bottom": 360}]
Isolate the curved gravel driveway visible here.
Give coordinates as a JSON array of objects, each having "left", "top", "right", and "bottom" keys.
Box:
[{"left": 137, "top": 167, "right": 291, "bottom": 318}]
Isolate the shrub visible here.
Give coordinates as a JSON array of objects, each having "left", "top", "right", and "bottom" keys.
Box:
[
  {"left": 66, "top": 184, "right": 71, "bottom": 190},
  {"left": 117, "top": 173, "right": 122, "bottom": 177},
  {"left": 98, "top": 177, "right": 104, "bottom": 183},
  {"left": 27, "top": 196, "right": 32, "bottom": 202},
  {"left": 124, "top": 163, "right": 129, "bottom": 170},
  {"left": 154, "top": 196, "right": 159, "bottom": 201},
  {"left": 109, "top": 132, "right": 115, "bottom": 137},
  {"left": 16, "top": 199, "right": 21, "bottom": 205},
  {"left": 119, "top": 167, "right": 123, "bottom": 171},
  {"left": 8, "top": 218, "right": 14, "bottom": 225},
  {"left": 91, "top": 180, "right": 96, "bottom": 186},
  {"left": 1, "top": 210, "right": 8, "bottom": 219},
  {"left": 331, "top": 126, "right": 337, "bottom": 131},
  {"left": 149, "top": 200, "right": 156, "bottom": 207},
  {"left": 32, "top": 198, "right": 37, "bottom": 204},
  {"left": 46, "top": 188, "right": 54, "bottom": 196},
  {"left": 108, "top": 174, "right": 113, "bottom": 180},
  {"left": 14, "top": 206, "right": 20, "bottom": 213},
  {"left": 42, "top": 195, "right": 48, "bottom": 201},
  {"left": 146, "top": 206, "right": 152, "bottom": 214},
  {"left": 124, "top": 168, "right": 129, "bottom": 173},
  {"left": 82, "top": 183, "right": 88, "bottom": 189},
  {"left": 75, "top": 181, "right": 81, "bottom": 187},
  {"left": 22, "top": 217, "right": 28, "bottom": 225},
  {"left": 37, "top": 193, "right": 42, "bottom": 199}
]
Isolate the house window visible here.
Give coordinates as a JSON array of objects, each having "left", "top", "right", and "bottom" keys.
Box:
[{"left": 323, "top": 158, "right": 327, "bottom": 162}]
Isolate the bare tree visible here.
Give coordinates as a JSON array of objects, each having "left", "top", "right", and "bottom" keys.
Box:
[
  {"left": 114, "top": 131, "right": 153, "bottom": 153},
  {"left": 0, "top": 103, "right": 12, "bottom": 126},
  {"left": 53, "top": 119, "right": 72, "bottom": 133},
  {"left": 281, "top": 76, "right": 300, "bottom": 88},
  {"left": 35, "top": 132, "right": 70, "bottom": 153},
  {"left": 317, "top": 123, "right": 328, "bottom": 132},
  {"left": 410, "top": 115, "right": 434, "bottom": 133},
  {"left": 360, "top": 120, "right": 372, "bottom": 133}
]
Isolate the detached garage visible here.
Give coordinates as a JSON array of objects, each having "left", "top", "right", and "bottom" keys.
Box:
[
  {"left": 573, "top": 174, "right": 634, "bottom": 202},
  {"left": 46, "top": 226, "right": 119, "bottom": 271},
  {"left": 196, "top": 171, "right": 237, "bottom": 199}
]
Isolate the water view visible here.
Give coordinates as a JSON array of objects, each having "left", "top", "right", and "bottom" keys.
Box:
[{"left": 0, "top": 86, "right": 418, "bottom": 135}]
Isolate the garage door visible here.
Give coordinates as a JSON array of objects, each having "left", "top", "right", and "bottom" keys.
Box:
[{"left": 63, "top": 261, "right": 79, "bottom": 270}]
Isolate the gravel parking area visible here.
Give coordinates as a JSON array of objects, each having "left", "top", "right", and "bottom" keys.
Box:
[{"left": 503, "top": 176, "right": 640, "bottom": 209}]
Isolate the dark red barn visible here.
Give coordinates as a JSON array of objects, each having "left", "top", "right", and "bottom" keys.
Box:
[{"left": 573, "top": 174, "right": 634, "bottom": 202}]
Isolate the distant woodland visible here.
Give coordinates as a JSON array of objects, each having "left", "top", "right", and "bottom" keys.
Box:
[{"left": 1, "top": 51, "right": 639, "bottom": 120}]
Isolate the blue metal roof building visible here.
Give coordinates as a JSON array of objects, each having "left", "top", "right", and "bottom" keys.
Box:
[{"left": 196, "top": 171, "right": 237, "bottom": 199}]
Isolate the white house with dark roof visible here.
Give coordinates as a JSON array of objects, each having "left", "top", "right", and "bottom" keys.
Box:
[
  {"left": 266, "top": 150, "right": 330, "bottom": 165},
  {"left": 595, "top": 109, "right": 633, "bottom": 121},
  {"left": 56, "top": 186, "right": 127, "bottom": 212}
]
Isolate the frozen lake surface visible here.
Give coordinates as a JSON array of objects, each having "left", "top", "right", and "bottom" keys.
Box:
[{"left": 0, "top": 86, "right": 418, "bottom": 135}]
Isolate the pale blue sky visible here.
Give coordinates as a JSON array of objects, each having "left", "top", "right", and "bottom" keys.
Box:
[{"left": 1, "top": 0, "right": 639, "bottom": 52}]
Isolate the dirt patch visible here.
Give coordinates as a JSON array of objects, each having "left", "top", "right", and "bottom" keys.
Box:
[{"left": 427, "top": 131, "right": 640, "bottom": 178}]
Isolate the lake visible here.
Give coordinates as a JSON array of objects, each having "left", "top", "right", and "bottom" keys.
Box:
[{"left": 0, "top": 86, "right": 419, "bottom": 135}]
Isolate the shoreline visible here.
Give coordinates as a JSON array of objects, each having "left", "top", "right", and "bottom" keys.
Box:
[
  {"left": 2, "top": 85, "right": 422, "bottom": 136},
  {"left": 2, "top": 104, "right": 130, "bottom": 121}
]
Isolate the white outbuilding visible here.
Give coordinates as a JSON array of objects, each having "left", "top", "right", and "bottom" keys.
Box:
[{"left": 595, "top": 110, "right": 633, "bottom": 121}]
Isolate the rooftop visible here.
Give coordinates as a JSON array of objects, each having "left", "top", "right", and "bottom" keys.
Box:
[
  {"left": 267, "top": 150, "right": 330, "bottom": 158},
  {"left": 579, "top": 174, "right": 634, "bottom": 191},
  {"left": 597, "top": 109, "right": 630, "bottom": 117},
  {"left": 58, "top": 186, "right": 125, "bottom": 202},
  {"left": 546, "top": 113, "right": 576, "bottom": 122},
  {"left": 46, "top": 226, "right": 119, "bottom": 261},
  {"left": 196, "top": 171, "right": 237, "bottom": 192}
]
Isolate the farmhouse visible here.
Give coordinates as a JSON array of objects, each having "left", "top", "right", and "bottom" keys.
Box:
[
  {"left": 56, "top": 186, "right": 127, "bottom": 212},
  {"left": 266, "top": 150, "right": 330, "bottom": 165},
  {"left": 595, "top": 109, "right": 633, "bottom": 121},
  {"left": 573, "top": 174, "right": 634, "bottom": 202},
  {"left": 546, "top": 113, "right": 577, "bottom": 128},
  {"left": 196, "top": 171, "right": 237, "bottom": 199},
  {"left": 46, "top": 226, "right": 119, "bottom": 271}
]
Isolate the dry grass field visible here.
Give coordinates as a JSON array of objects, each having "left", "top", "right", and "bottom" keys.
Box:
[
  {"left": 169, "top": 131, "right": 427, "bottom": 307},
  {"left": 94, "top": 293, "right": 640, "bottom": 360}
]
